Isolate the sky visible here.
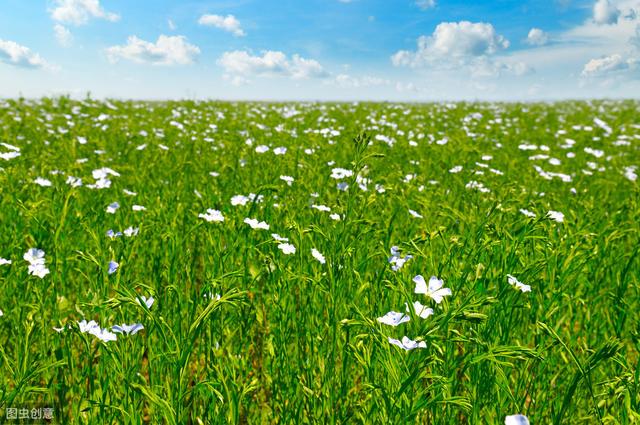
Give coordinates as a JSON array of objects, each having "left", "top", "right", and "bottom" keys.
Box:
[{"left": 0, "top": 0, "right": 639, "bottom": 101}]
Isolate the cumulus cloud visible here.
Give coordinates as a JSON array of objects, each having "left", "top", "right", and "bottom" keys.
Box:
[
  {"left": 391, "top": 21, "right": 509, "bottom": 67},
  {"left": 54, "top": 24, "right": 73, "bottom": 47},
  {"left": 198, "top": 14, "right": 245, "bottom": 37},
  {"left": 581, "top": 53, "right": 637, "bottom": 77},
  {"left": 526, "top": 28, "right": 549, "bottom": 46},
  {"left": 218, "top": 50, "right": 328, "bottom": 83},
  {"left": 50, "top": 0, "right": 119, "bottom": 25},
  {"left": 106, "top": 35, "right": 200, "bottom": 66},
  {"left": 593, "top": 0, "right": 621, "bottom": 25},
  {"left": 0, "top": 39, "right": 49, "bottom": 69},
  {"left": 416, "top": 0, "right": 436, "bottom": 10}
]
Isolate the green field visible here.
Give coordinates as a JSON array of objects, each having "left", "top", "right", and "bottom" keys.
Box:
[{"left": 0, "top": 98, "right": 638, "bottom": 424}]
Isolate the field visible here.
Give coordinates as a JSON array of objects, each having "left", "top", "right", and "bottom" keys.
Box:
[{"left": 0, "top": 98, "right": 639, "bottom": 424}]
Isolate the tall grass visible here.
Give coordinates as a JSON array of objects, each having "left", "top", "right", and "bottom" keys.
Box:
[{"left": 0, "top": 98, "right": 638, "bottom": 423}]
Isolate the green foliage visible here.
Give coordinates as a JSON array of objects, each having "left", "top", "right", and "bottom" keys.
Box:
[{"left": 0, "top": 99, "right": 638, "bottom": 423}]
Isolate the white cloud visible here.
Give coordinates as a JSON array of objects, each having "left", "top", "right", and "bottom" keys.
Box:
[
  {"left": 395, "top": 82, "right": 419, "bottom": 92},
  {"left": 416, "top": 0, "right": 436, "bottom": 10},
  {"left": 54, "top": 24, "right": 73, "bottom": 47},
  {"left": 218, "top": 50, "right": 328, "bottom": 82},
  {"left": 198, "top": 14, "right": 245, "bottom": 37},
  {"left": 560, "top": 1, "right": 639, "bottom": 47},
  {"left": 526, "top": 28, "right": 549, "bottom": 46},
  {"left": 106, "top": 35, "right": 200, "bottom": 66},
  {"left": 631, "top": 24, "right": 640, "bottom": 48},
  {"left": 581, "top": 53, "right": 637, "bottom": 77},
  {"left": 470, "top": 58, "right": 533, "bottom": 78},
  {"left": 168, "top": 19, "right": 176, "bottom": 31},
  {"left": 391, "top": 21, "right": 509, "bottom": 67},
  {"left": 593, "top": 0, "right": 621, "bottom": 25},
  {"left": 0, "top": 39, "right": 49, "bottom": 69},
  {"left": 50, "top": 0, "right": 119, "bottom": 26},
  {"left": 331, "top": 74, "right": 391, "bottom": 88}
]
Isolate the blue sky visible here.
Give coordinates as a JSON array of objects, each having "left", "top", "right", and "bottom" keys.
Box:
[{"left": 0, "top": 0, "right": 639, "bottom": 100}]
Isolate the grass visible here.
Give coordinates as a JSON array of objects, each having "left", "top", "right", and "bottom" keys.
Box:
[{"left": 0, "top": 97, "right": 638, "bottom": 423}]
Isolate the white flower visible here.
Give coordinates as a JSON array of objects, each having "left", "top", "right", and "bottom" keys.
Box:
[
  {"left": 66, "top": 176, "right": 82, "bottom": 187},
  {"left": 388, "top": 336, "right": 426, "bottom": 351},
  {"left": 0, "top": 151, "right": 20, "bottom": 160},
  {"left": 112, "top": 323, "right": 144, "bottom": 335},
  {"left": 330, "top": 213, "right": 341, "bottom": 221},
  {"left": 311, "top": 204, "right": 331, "bottom": 212},
  {"left": 389, "top": 246, "right": 412, "bottom": 272},
  {"left": 199, "top": 209, "right": 225, "bottom": 222},
  {"left": 519, "top": 209, "right": 536, "bottom": 218},
  {"left": 584, "top": 147, "right": 604, "bottom": 158},
  {"left": 24, "top": 248, "right": 49, "bottom": 278},
  {"left": 78, "top": 319, "right": 117, "bottom": 342},
  {"left": 519, "top": 144, "right": 538, "bottom": 151},
  {"left": 311, "top": 248, "right": 325, "bottom": 264},
  {"left": 449, "top": 165, "right": 463, "bottom": 173},
  {"left": 244, "top": 218, "right": 269, "bottom": 230},
  {"left": 28, "top": 263, "right": 50, "bottom": 278},
  {"left": 92, "top": 327, "right": 118, "bottom": 342},
  {"left": 136, "top": 295, "right": 155, "bottom": 309},
  {"left": 106, "top": 202, "right": 120, "bottom": 214},
  {"left": 271, "top": 234, "right": 289, "bottom": 242},
  {"left": 330, "top": 168, "right": 353, "bottom": 180},
  {"left": 414, "top": 275, "right": 452, "bottom": 304},
  {"left": 624, "top": 166, "right": 637, "bottom": 181},
  {"left": 204, "top": 292, "right": 222, "bottom": 301},
  {"left": 377, "top": 311, "right": 410, "bottom": 326},
  {"left": 24, "top": 248, "right": 45, "bottom": 265},
  {"left": 255, "top": 145, "right": 269, "bottom": 153},
  {"left": 92, "top": 167, "right": 120, "bottom": 179},
  {"left": 132, "top": 205, "right": 146, "bottom": 211},
  {"left": 34, "top": 177, "right": 52, "bottom": 187},
  {"left": 505, "top": 414, "right": 529, "bottom": 425},
  {"left": 408, "top": 209, "right": 423, "bottom": 219},
  {"left": 278, "top": 243, "right": 296, "bottom": 255},
  {"left": 547, "top": 210, "right": 564, "bottom": 222},
  {"left": 507, "top": 274, "right": 531, "bottom": 293},
  {"left": 248, "top": 193, "right": 264, "bottom": 203},
  {"left": 231, "top": 195, "right": 250, "bottom": 206},
  {"left": 53, "top": 325, "right": 69, "bottom": 333},
  {"left": 0, "top": 309, "right": 3, "bottom": 317},
  {"left": 410, "top": 301, "right": 434, "bottom": 319},
  {"left": 273, "top": 147, "right": 287, "bottom": 155},
  {"left": 123, "top": 227, "right": 139, "bottom": 237},
  {"left": 466, "top": 180, "right": 491, "bottom": 193},
  {"left": 78, "top": 320, "right": 100, "bottom": 334},
  {"left": 0, "top": 258, "right": 11, "bottom": 265},
  {"left": 280, "top": 175, "right": 294, "bottom": 186}
]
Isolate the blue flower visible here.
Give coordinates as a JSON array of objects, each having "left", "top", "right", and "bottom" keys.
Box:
[{"left": 108, "top": 261, "right": 119, "bottom": 275}]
